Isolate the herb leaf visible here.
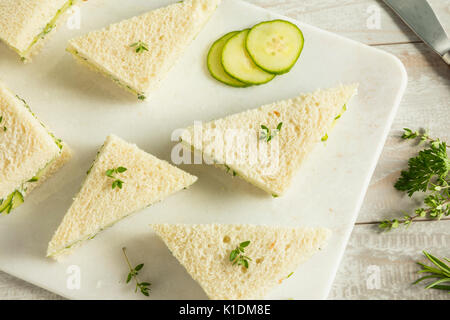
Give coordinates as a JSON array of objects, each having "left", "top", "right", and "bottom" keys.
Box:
[
  {"left": 130, "top": 41, "right": 149, "bottom": 54},
  {"left": 105, "top": 167, "right": 127, "bottom": 190},
  {"left": 413, "top": 251, "right": 450, "bottom": 292},
  {"left": 229, "top": 241, "right": 252, "bottom": 269},
  {"left": 260, "top": 122, "right": 283, "bottom": 142},
  {"left": 122, "top": 247, "right": 151, "bottom": 297},
  {"left": 395, "top": 140, "right": 449, "bottom": 196}
]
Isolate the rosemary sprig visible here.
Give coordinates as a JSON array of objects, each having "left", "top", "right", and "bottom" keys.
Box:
[
  {"left": 230, "top": 241, "right": 252, "bottom": 269},
  {"left": 413, "top": 251, "right": 450, "bottom": 292},
  {"left": 105, "top": 167, "right": 127, "bottom": 189},
  {"left": 130, "top": 41, "right": 149, "bottom": 54},
  {"left": 379, "top": 129, "right": 449, "bottom": 231},
  {"left": 260, "top": 122, "right": 283, "bottom": 142},
  {"left": 122, "top": 247, "right": 151, "bottom": 296}
]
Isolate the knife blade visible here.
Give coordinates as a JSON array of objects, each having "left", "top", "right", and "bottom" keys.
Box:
[{"left": 383, "top": 0, "right": 450, "bottom": 64}]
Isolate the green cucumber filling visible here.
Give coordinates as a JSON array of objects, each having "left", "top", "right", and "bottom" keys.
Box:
[
  {"left": 69, "top": 49, "right": 146, "bottom": 100},
  {"left": 322, "top": 104, "right": 347, "bottom": 142},
  {"left": 0, "top": 191, "right": 24, "bottom": 215},
  {"left": 20, "top": 0, "right": 76, "bottom": 60}
]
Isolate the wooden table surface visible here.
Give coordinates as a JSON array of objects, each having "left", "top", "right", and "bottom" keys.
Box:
[{"left": 1, "top": 0, "right": 449, "bottom": 300}]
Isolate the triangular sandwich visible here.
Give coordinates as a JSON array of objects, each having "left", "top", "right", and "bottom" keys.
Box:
[
  {"left": 181, "top": 84, "right": 358, "bottom": 196},
  {"left": 66, "top": 0, "right": 221, "bottom": 100},
  {"left": 0, "top": 0, "right": 78, "bottom": 62},
  {"left": 0, "top": 82, "right": 71, "bottom": 215},
  {"left": 152, "top": 224, "right": 330, "bottom": 300},
  {"left": 47, "top": 135, "right": 197, "bottom": 258}
]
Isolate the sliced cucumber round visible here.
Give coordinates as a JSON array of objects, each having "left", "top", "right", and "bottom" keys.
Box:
[
  {"left": 246, "top": 20, "right": 304, "bottom": 74},
  {"left": 222, "top": 29, "right": 275, "bottom": 85},
  {"left": 207, "top": 31, "right": 248, "bottom": 88}
]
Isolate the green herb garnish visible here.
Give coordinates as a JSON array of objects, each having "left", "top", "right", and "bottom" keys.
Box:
[
  {"left": 260, "top": 122, "right": 283, "bottom": 142},
  {"left": 379, "top": 129, "right": 449, "bottom": 230},
  {"left": 413, "top": 251, "right": 449, "bottom": 292},
  {"left": 0, "top": 116, "right": 5, "bottom": 131},
  {"left": 122, "top": 247, "right": 151, "bottom": 297},
  {"left": 106, "top": 166, "right": 127, "bottom": 189},
  {"left": 224, "top": 165, "right": 237, "bottom": 177},
  {"left": 230, "top": 241, "right": 252, "bottom": 269},
  {"left": 130, "top": 41, "right": 149, "bottom": 54}
]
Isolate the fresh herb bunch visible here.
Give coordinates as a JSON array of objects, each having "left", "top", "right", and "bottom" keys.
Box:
[
  {"left": 379, "top": 129, "right": 449, "bottom": 231},
  {"left": 105, "top": 167, "right": 127, "bottom": 189},
  {"left": 122, "top": 247, "right": 151, "bottom": 296},
  {"left": 230, "top": 241, "right": 252, "bottom": 269},
  {"left": 260, "top": 122, "right": 283, "bottom": 142},
  {"left": 130, "top": 41, "right": 149, "bottom": 53},
  {"left": 413, "top": 251, "right": 449, "bottom": 292}
]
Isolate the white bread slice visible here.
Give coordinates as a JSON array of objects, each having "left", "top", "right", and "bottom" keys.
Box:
[
  {"left": 0, "top": 82, "right": 71, "bottom": 213},
  {"left": 0, "top": 0, "right": 77, "bottom": 62},
  {"left": 152, "top": 224, "right": 331, "bottom": 300},
  {"left": 181, "top": 84, "right": 358, "bottom": 196},
  {"left": 47, "top": 135, "right": 197, "bottom": 258},
  {"left": 66, "top": 0, "right": 221, "bottom": 99}
]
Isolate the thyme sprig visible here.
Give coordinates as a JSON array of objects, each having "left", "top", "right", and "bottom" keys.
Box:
[
  {"left": 260, "top": 122, "right": 283, "bottom": 142},
  {"left": 105, "top": 166, "right": 127, "bottom": 189},
  {"left": 130, "top": 41, "right": 149, "bottom": 54},
  {"left": 122, "top": 247, "right": 151, "bottom": 296},
  {"left": 413, "top": 251, "right": 450, "bottom": 292},
  {"left": 230, "top": 241, "right": 252, "bottom": 269},
  {"left": 379, "top": 129, "right": 449, "bottom": 231}
]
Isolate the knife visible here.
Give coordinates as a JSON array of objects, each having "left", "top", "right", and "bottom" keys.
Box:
[{"left": 383, "top": 0, "right": 450, "bottom": 65}]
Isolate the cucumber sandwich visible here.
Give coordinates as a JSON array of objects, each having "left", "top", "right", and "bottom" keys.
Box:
[
  {"left": 181, "top": 84, "right": 358, "bottom": 197},
  {"left": 47, "top": 135, "right": 197, "bottom": 258},
  {"left": 66, "top": 0, "right": 221, "bottom": 100},
  {"left": 0, "top": 82, "right": 71, "bottom": 215},
  {"left": 0, "top": 0, "right": 77, "bottom": 62},
  {"left": 153, "top": 224, "right": 330, "bottom": 300}
]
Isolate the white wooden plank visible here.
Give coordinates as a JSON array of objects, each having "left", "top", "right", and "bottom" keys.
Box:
[
  {"left": 329, "top": 221, "right": 450, "bottom": 299},
  {"left": 247, "top": 0, "right": 450, "bottom": 45}
]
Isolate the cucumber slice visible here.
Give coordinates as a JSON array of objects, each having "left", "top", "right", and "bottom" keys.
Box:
[
  {"left": 207, "top": 32, "right": 248, "bottom": 87},
  {"left": 222, "top": 29, "right": 275, "bottom": 85},
  {"left": 246, "top": 20, "right": 304, "bottom": 74},
  {"left": 0, "top": 191, "right": 24, "bottom": 214},
  {"left": 11, "top": 191, "right": 24, "bottom": 210},
  {"left": 0, "top": 193, "right": 13, "bottom": 213}
]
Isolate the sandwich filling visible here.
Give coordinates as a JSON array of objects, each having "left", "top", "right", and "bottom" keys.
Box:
[
  {"left": 0, "top": 95, "right": 64, "bottom": 215},
  {"left": 67, "top": 48, "right": 146, "bottom": 100},
  {"left": 19, "top": 0, "right": 76, "bottom": 61}
]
